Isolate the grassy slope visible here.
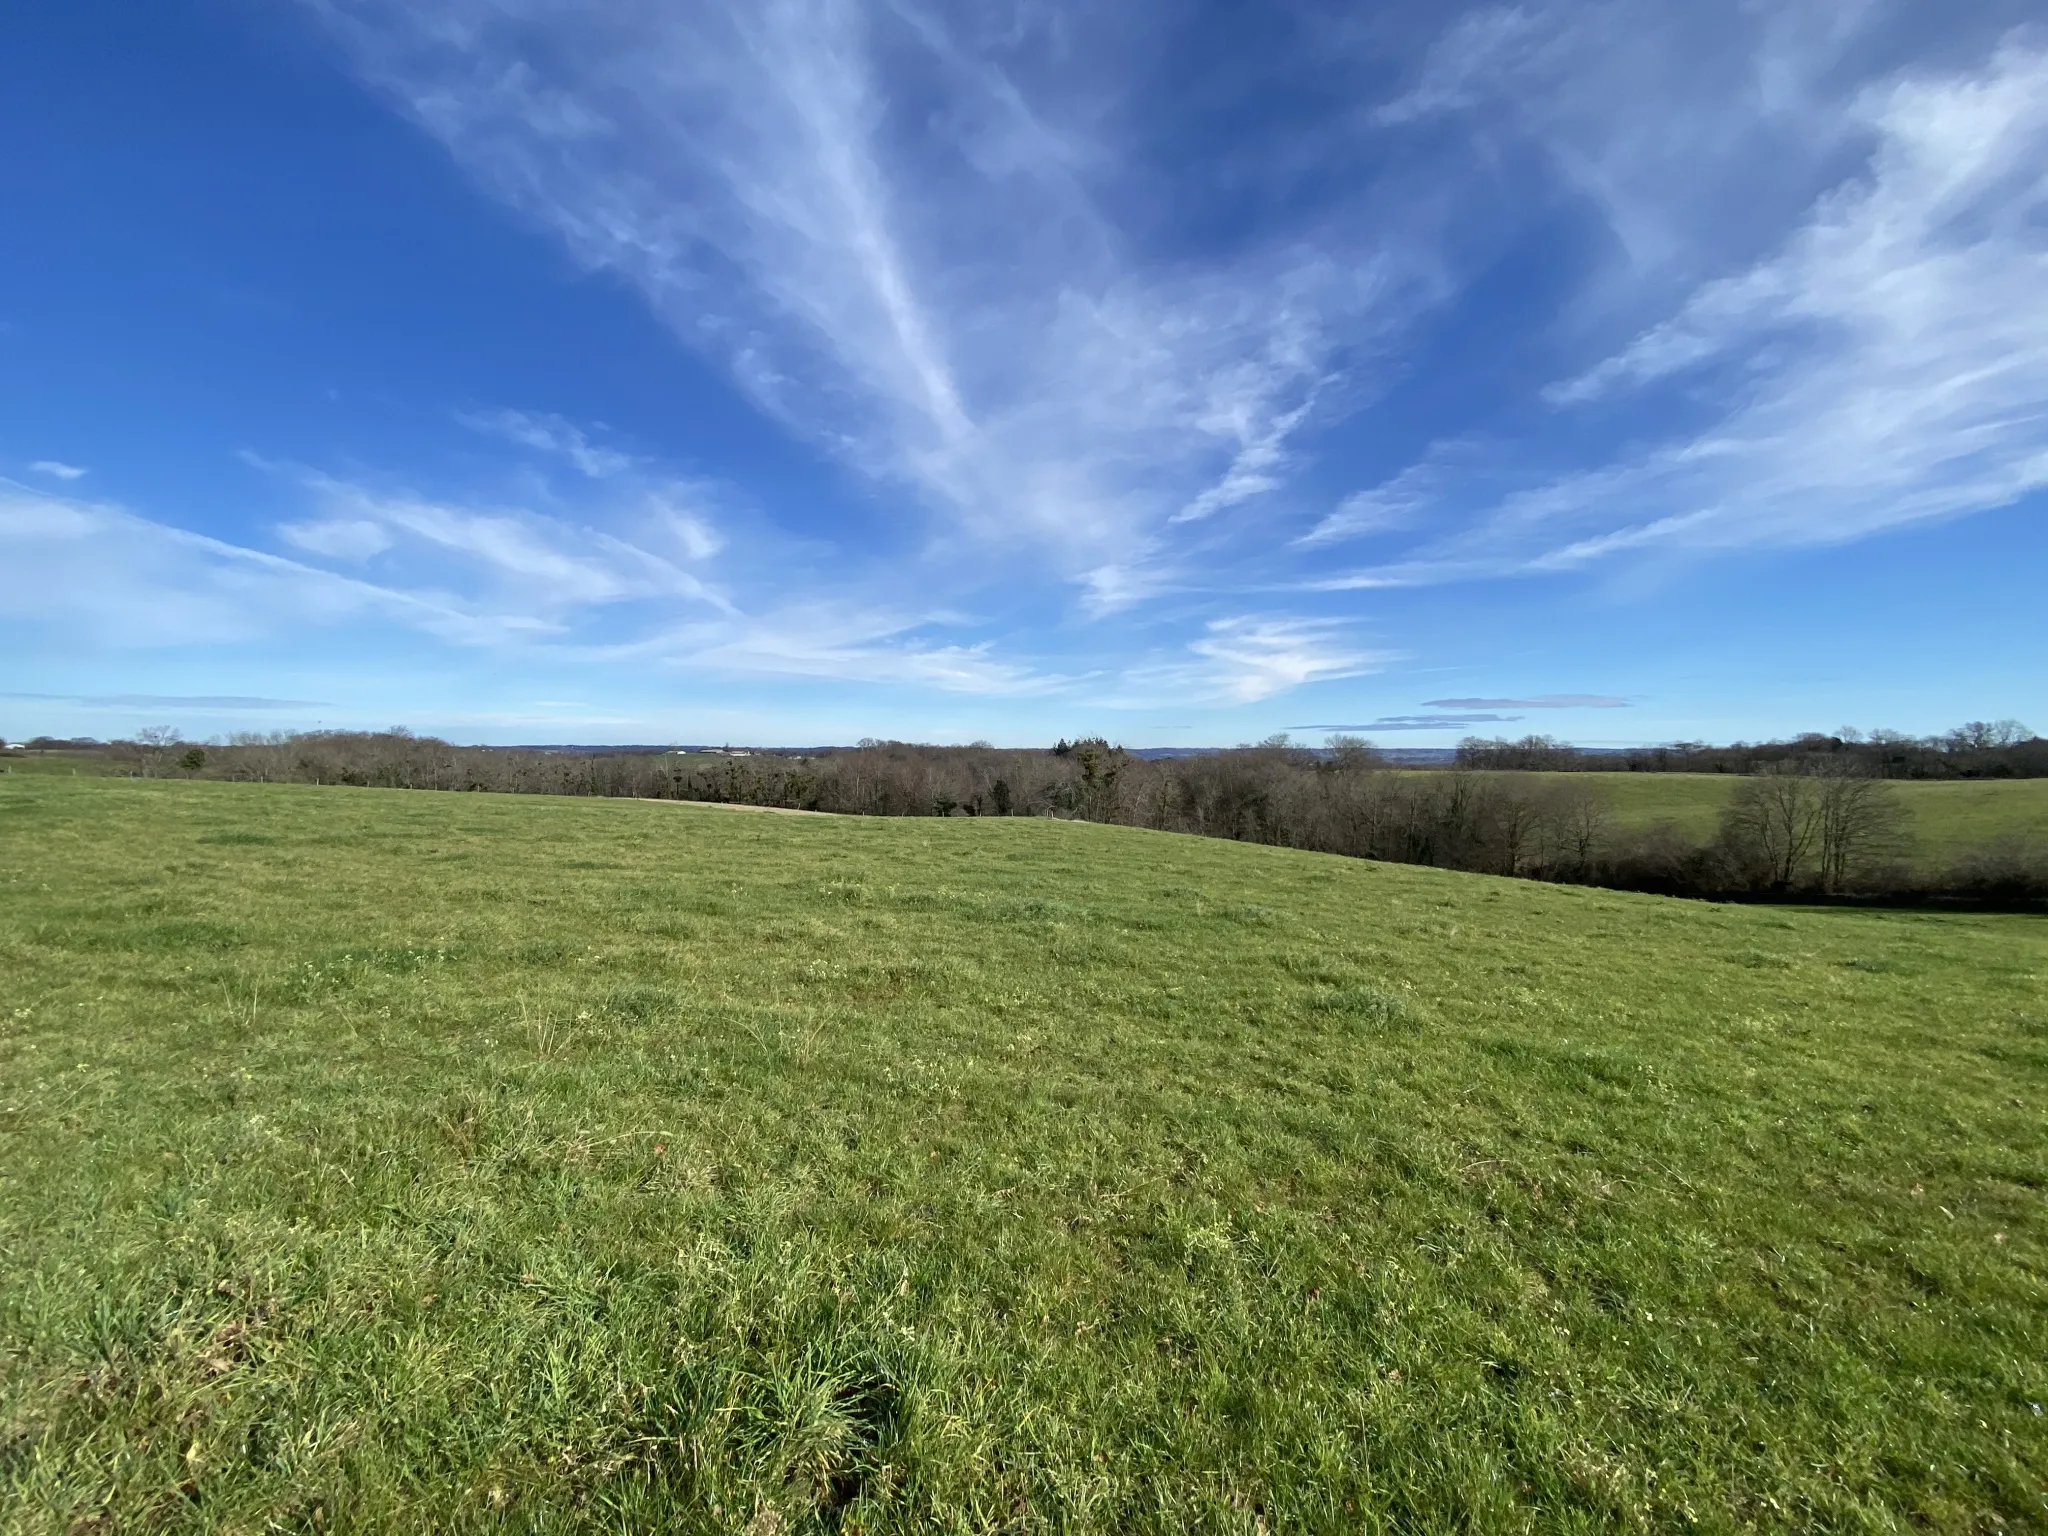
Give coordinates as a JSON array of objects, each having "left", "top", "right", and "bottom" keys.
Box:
[
  {"left": 0, "top": 756, "right": 120, "bottom": 777},
  {"left": 0, "top": 779, "right": 2043, "bottom": 1534},
  {"left": 9, "top": 757, "right": 2048, "bottom": 858},
  {"left": 1505, "top": 772, "right": 2048, "bottom": 856}
]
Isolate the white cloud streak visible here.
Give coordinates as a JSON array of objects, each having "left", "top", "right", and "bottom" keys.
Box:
[
  {"left": 457, "top": 407, "right": 635, "bottom": 478},
  {"left": 1295, "top": 713, "right": 1523, "bottom": 732},
  {"left": 3, "top": 691, "right": 324, "bottom": 709},
  {"left": 1118, "top": 617, "right": 1395, "bottom": 707},
  {"left": 304, "top": 0, "right": 1415, "bottom": 593},
  {"left": 0, "top": 480, "right": 539, "bottom": 647},
  {"left": 28, "top": 460, "right": 88, "bottom": 481},
  {"left": 276, "top": 467, "right": 737, "bottom": 613},
  {"left": 602, "top": 603, "right": 1068, "bottom": 695},
  {"left": 1377, "top": 0, "right": 1884, "bottom": 281},
  {"left": 1323, "top": 32, "right": 2048, "bottom": 584},
  {"left": 1, "top": 476, "right": 1066, "bottom": 696},
  {"left": 1300, "top": 465, "right": 1443, "bottom": 546},
  {"left": 279, "top": 517, "right": 393, "bottom": 560},
  {"left": 1424, "top": 694, "right": 1627, "bottom": 708}
]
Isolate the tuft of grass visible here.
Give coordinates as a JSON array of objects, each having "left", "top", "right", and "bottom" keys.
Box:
[
  {"left": 1305, "top": 985, "right": 1421, "bottom": 1032},
  {"left": 0, "top": 776, "right": 2043, "bottom": 1533}
]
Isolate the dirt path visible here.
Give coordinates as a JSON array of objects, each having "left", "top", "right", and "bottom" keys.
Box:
[{"left": 636, "top": 797, "right": 838, "bottom": 817}]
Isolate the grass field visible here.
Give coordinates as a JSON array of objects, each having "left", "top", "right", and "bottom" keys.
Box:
[
  {"left": 0, "top": 755, "right": 121, "bottom": 777},
  {"left": 11, "top": 755, "right": 2047, "bottom": 861},
  {"left": 1499, "top": 772, "right": 2048, "bottom": 858},
  {"left": 1, "top": 777, "right": 2044, "bottom": 1532}
]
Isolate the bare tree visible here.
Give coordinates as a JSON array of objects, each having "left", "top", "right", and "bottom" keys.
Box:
[
  {"left": 1813, "top": 769, "right": 1909, "bottom": 893},
  {"left": 1325, "top": 734, "right": 1383, "bottom": 772},
  {"left": 134, "top": 725, "right": 180, "bottom": 779},
  {"left": 1539, "top": 780, "right": 1613, "bottom": 878},
  {"left": 1456, "top": 734, "right": 1579, "bottom": 770},
  {"left": 1487, "top": 781, "right": 1549, "bottom": 876},
  {"left": 1943, "top": 719, "right": 2032, "bottom": 752},
  {"left": 1720, "top": 766, "right": 1820, "bottom": 889}
]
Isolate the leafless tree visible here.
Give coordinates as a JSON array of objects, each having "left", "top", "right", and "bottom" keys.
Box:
[
  {"left": 1719, "top": 766, "right": 1821, "bottom": 889},
  {"left": 1487, "top": 781, "right": 1549, "bottom": 876},
  {"left": 1943, "top": 719, "right": 2032, "bottom": 752},
  {"left": 1325, "top": 734, "right": 1384, "bottom": 772},
  {"left": 1538, "top": 780, "right": 1613, "bottom": 878},
  {"left": 1813, "top": 769, "right": 1909, "bottom": 893},
  {"left": 1455, "top": 734, "right": 1580, "bottom": 770},
  {"left": 134, "top": 725, "right": 181, "bottom": 779}
]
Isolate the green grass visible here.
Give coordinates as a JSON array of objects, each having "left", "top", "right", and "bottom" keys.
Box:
[
  {"left": 1480, "top": 772, "right": 2048, "bottom": 862},
  {"left": 1, "top": 778, "right": 2044, "bottom": 1533},
  {"left": 0, "top": 754, "right": 120, "bottom": 778},
  {"left": 11, "top": 756, "right": 2044, "bottom": 860}
]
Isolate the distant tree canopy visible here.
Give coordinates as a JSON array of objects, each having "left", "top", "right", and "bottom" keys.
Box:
[
  {"left": 1450, "top": 734, "right": 1580, "bottom": 771},
  {"left": 1457, "top": 721, "right": 2043, "bottom": 779}
]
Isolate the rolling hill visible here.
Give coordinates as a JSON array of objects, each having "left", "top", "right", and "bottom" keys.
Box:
[{"left": 1, "top": 777, "right": 2042, "bottom": 1531}]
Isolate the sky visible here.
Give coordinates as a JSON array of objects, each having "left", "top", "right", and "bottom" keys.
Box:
[{"left": 3, "top": 0, "right": 2044, "bottom": 749}]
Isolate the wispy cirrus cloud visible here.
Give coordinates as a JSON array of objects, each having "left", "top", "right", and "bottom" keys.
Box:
[
  {"left": 19, "top": 1, "right": 2021, "bottom": 737},
  {"left": 28, "top": 460, "right": 88, "bottom": 481},
  {"left": 453, "top": 414, "right": 731, "bottom": 563},
  {"left": 279, "top": 516, "right": 392, "bottom": 561},
  {"left": 1374, "top": 0, "right": 1882, "bottom": 282},
  {"left": 0, "top": 691, "right": 326, "bottom": 709},
  {"left": 263, "top": 458, "right": 736, "bottom": 615},
  {"left": 1114, "top": 617, "right": 1395, "bottom": 707},
  {"left": 303, "top": 0, "right": 1423, "bottom": 601},
  {"left": 305, "top": 0, "right": 2044, "bottom": 621},
  {"left": 457, "top": 407, "right": 635, "bottom": 479},
  {"left": 1320, "top": 32, "right": 2048, "bottom": 587},
  {"left": 1425, "top": 694, "right": 1627, "bottom": 708},
  {"left": 1299, "top": 475, "right": 1433, "bottom": 547},
  {"left": 0, "top": 471, "right": 1067, "bottom": 697},
  {"left": 600, "top": 603, "right": 1068, "bottom": 696},
  {"left": 0, "top": 480, "right": 541, "bottom": 648},
  {"left": 1293, "top": 714, "right": 1522, "bottom": 732}
]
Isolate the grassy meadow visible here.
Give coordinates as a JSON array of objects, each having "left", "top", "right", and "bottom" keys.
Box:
[
  {"left": 11, "top": 753, "right": 2048, "bottom": 865},
  {"left": 1520, "top": 772, "right": 2048, "bottom": 856},
  {"left": 1, "top": 776, "right": 2044, "bottom": 1532},
  {"left": 0, "top": 755, "right": 122, "bottom": 777}
]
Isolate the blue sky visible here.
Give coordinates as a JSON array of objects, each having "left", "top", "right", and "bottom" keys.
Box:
[{"left": 3, "top": 0, "right": 2044, "bottom": 748}]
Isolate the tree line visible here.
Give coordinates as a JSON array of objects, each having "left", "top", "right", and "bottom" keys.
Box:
[
  {"left": 54, "top": 727, "right": 2047, "bottom": 906},
  {"left": 1456, "top": 720, "right": 2044, "bottom": 777}
]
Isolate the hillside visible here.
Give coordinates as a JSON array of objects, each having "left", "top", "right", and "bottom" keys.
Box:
[
  {"left": 14, "top": 751, "right": 2047, "bottom": 884},
  {"left": 1, "top": 777, "right": 2043, "bottom": 1532},
  {"left": 1518, "top": 771, "right": 2048, "bottom": 857}
]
